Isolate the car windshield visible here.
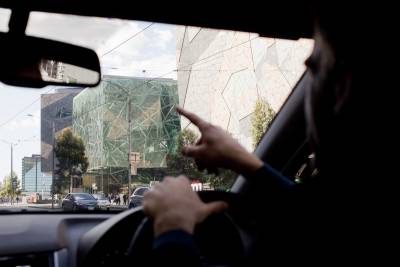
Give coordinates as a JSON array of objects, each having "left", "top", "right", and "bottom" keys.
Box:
[
  {"left": 0, "top": 10, "right": 313, "bottom": 212},
  {"left": 134, "top": 188, "right": 149, "bottom": 196},
  {"left": 93, "top": 194, "right": 107, "bottom": 200},
  {"left": 73, "top": 194, "right": 95, "bottom": 200}
]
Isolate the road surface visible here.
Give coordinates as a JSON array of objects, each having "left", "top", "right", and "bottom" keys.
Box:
[{"left": 0, "top": 202, "right": 128, "bottom": 212}]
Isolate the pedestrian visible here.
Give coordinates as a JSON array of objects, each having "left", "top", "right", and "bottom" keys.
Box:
[{"left": 123, "top": 194, "right": 127, "bottom": 205}]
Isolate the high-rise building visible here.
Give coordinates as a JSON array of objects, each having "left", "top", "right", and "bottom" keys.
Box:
[
  {"left": 21, "top": 154, "right": 52, "bottom": 194},
  {"left": 41, "top": 88, "right": 83, "bottom": 174}
]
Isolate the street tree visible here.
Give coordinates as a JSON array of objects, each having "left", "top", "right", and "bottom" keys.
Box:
[
  {"left": 0, "top": 172, "right": 21, "bottom": 201},
  {"left": 251, "top": 99, "right": 276, "bottom": 148},
  {"left": 166, "top": 129, "right": 203, "bottom": 179},
  {"left": 54, "top": 128, "right": 89, "bottom": 193}
]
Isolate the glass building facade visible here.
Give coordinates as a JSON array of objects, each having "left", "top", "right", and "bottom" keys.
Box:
[
  {"left": 22, "top": 155, "right": 53, "bottom": 193},
  {"left": 72, "top": 75, "right": 180, "bottom": 193}
]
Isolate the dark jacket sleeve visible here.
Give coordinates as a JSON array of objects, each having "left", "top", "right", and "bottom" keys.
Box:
[
  {"left": 152, "top": 230, "right": 203, "bottom": 266},
  {"left": 244, "top": 163, "right": 294, "bottom": 189}
]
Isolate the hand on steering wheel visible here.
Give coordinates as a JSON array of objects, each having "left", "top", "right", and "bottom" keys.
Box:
[{"left": 143, "top": 175, "right": 228, "bottom": 237}]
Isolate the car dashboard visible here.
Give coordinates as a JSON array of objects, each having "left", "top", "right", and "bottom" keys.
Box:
[{"left": 0, "top": 213, "right": 112, "bottom": 267}]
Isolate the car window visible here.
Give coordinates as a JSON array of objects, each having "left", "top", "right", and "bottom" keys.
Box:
[
  {"left": 93, "top": 194, "right": 107, "bottom": 200},
  {"left": 135, "top": 188, "right": 149, "bottom": 196},
  {"left": 0, "top": 12, "right": 313, "bottom": 212},
  {"left": 73, "top": 194, "right": 95, "bottom": 200}
]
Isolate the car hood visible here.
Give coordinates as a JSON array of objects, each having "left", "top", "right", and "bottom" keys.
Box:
[{"left": 76, "top": 200, "right": 97, "bottom": 205}]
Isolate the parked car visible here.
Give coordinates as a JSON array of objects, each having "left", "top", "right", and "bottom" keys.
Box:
[
  {"left": 128, "top": 187, "right": 150, "bottom": 209},
  {"left": 61, "top": 193, "right": 98, "bottom": 211},
  {"left": 92, "top": 193, "right": 111, "bottom": 210}
]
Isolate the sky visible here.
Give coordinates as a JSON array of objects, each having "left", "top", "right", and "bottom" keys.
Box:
[{"left": 0, "top": 10, "right": 177, "bottom": 183}]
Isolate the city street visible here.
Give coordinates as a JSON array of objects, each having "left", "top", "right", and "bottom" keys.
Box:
[
  {"left": 0, "top": 202, "right": 60, "bottom": 211},
  {"left": 0, "top": 202, "right": 128, "bottom": 211}
]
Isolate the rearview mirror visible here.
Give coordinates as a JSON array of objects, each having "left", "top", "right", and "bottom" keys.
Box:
[{"left": 0, "top": 33, "right": 101, "bottom": 88}]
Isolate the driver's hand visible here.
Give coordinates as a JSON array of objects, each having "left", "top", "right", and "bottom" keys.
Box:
[
  {"left": 177, "top": 106, "right": 263, "bottom": 175},
  {"left": 143, "top": 175, "right": 228, "bottom": 237}
]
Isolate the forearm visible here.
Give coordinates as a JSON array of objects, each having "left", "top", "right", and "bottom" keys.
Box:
[{"left": 229, "top": 150, "right": 264, "bottom": 175}]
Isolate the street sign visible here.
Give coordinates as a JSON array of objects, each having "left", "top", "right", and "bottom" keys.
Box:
[{"left": 129, "top": 152, "right": 140, "bottom": 163}]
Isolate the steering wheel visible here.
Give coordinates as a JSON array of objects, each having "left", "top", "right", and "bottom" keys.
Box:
[{"left": 78, "top": 191, "right": 245, "bottom": 267}]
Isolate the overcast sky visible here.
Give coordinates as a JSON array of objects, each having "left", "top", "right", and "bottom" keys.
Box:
[{"left": 0, "top": 10, "right": 177, "bottom": 183}]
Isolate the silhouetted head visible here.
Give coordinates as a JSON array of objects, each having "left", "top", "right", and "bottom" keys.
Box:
[{"left": 304, "top": 3, "right": 389, "bottom": 185}]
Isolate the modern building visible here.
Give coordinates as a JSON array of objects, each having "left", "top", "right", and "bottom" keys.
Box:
[
  {"left": 41, "top": 88, "right": 83, "bottom": 174},
  {"left": 21, "top": 154, "right": 52, "bottom": 195},
  {"left": 176, "top": 26, "right": 313, "bottom": 150},
  {"left": 72, "top": 75, "right": 180, "bottom": 193}
]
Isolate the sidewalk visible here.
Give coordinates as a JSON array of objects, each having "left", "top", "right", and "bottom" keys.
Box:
[
  {"left": 28, "top": 203, "right": 60, "bottom": 209},
  {"left": 0, "top": 202, "right": 29, "bottom": 207},
  {"left": 109, "top": 204, "right": 128, "bottom": 210}
]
